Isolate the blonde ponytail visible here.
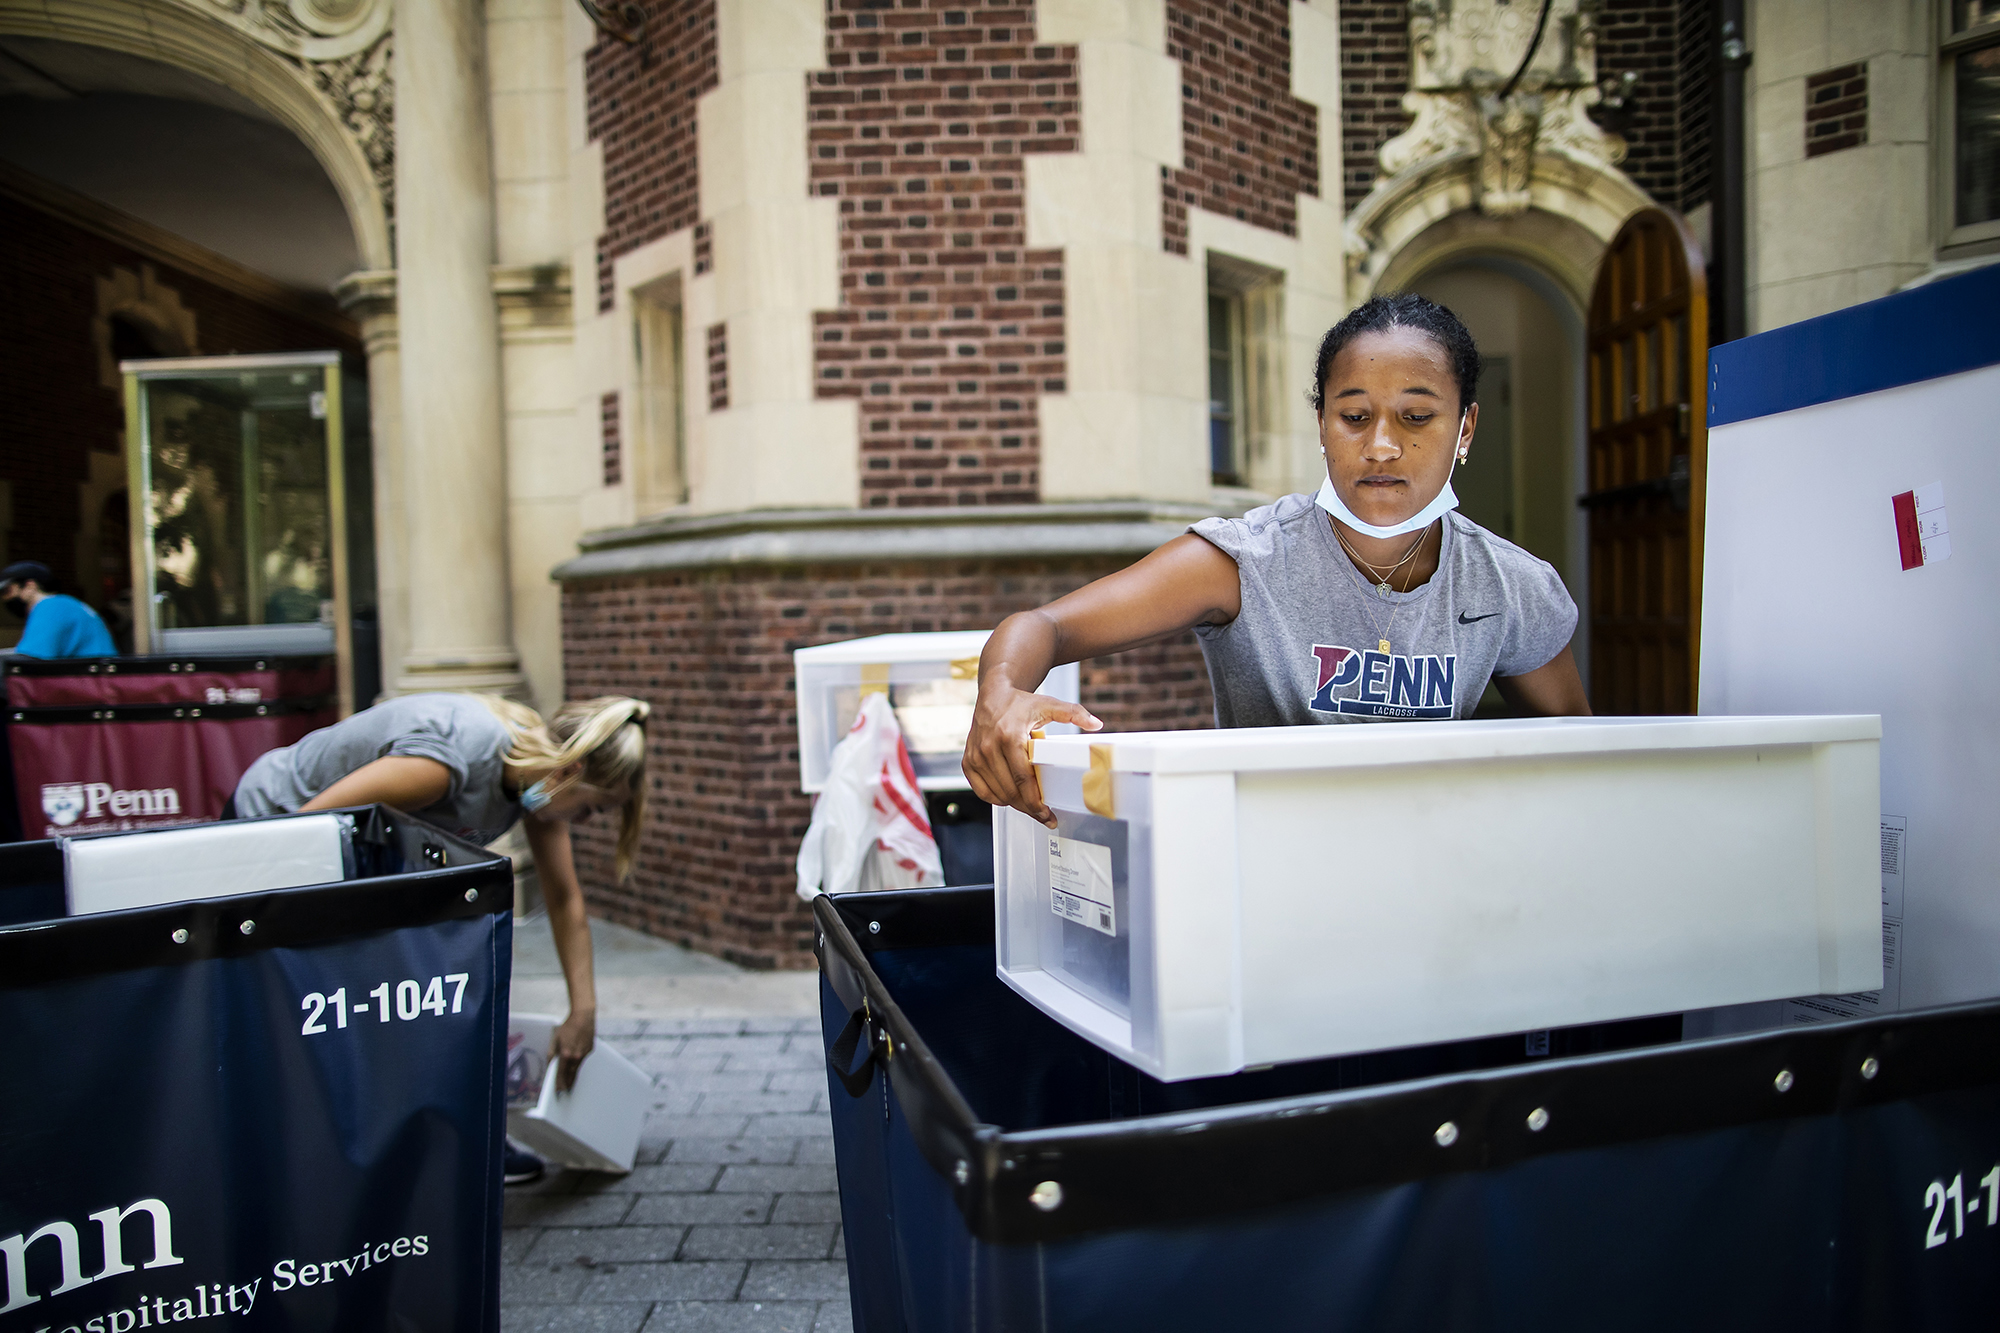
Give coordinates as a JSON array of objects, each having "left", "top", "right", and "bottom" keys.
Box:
[{"left": 475, "top": 693, "right": 652, "bottom": 880}]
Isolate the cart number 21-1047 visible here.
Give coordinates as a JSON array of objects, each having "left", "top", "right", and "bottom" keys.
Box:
[
  {"left": 1925, "top": 1167, "right": 2000, "bottom": 1249},
  {"left": 300, "top": 975, "right": 470, "bottom": 1034}
]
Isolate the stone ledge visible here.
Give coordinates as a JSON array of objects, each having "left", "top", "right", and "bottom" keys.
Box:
[{"left": 551, "top": 499, "right": 1261, "bottom": 581}]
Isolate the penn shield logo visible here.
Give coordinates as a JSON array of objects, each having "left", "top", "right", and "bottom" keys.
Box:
[
  {"left": 41, "top": 783, "right": 182, "bottom": 826},
  {"left": 1309, "top": 644, "right": 1456, "bottom": 720}
]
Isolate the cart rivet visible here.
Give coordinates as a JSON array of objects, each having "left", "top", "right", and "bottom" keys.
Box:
[
  {"left": 1526, "top": 1107, "right": 1550, "bottom": 1132},
  {"left": 954, "top": 1160, "right": 970, "bottom": 1185},
  {"left": 464, "top": 888, "right": 479, "bottom": 903},
  {"left": 1860, "top": 1057, "right": 1879, "bottom": 1080},
  {"left": 239, "top": 920, "right": 256, "bottom": 936},
  {"left": 868, "top": 921, "right": 881, "bottom": 935},
  {"left": 1434, "top": 1121, "right": 1459, "bottom": 1147},
  {"left": 172, "top": 928, "right": 189, "bottom": 945},
  {"left": 1774, "top": 1069, "right": 1795, "bottom": 1093},
  {"left": 1030, "top": 1181, "right": 1063, "bottom": 1212}
]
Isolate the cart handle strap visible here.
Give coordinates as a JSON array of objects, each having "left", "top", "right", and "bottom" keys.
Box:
[{"left": 827, "top": 1005, "right": 878, "bottom": 1098}]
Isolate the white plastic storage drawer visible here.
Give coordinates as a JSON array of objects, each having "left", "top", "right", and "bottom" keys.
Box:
[
  {"left": 794, "top": 631, "right": 1080, "bottom": 793},
  {"left": 994, "top": 715, "right": 1883, "bottom": 1082}
]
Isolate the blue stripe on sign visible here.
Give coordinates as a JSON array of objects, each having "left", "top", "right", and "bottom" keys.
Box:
[{"left": 1708, "top": 262, "right": 2000, "bottom": 427}]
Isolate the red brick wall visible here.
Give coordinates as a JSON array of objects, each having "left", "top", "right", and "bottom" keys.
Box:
[
  {"left": 0, "top": 191, "right": 357, "bottom": 612},
  {"left": 561, "top": 558, "right": 1214, "bottom": 968},
  {"left": 1338, "top": 1, "right": 1410, "bottom": 211},
  {"left": 1596, "top": 0, "right": 1682, "bottom": 206},
  {"left": 585, "top": 1, "right": 722, "bottom": 312},
  {"left": 807, "top": 1, "right": 1080, "bottom": 509},
  {"left": 1161, "top": 0, "right": 1322, "bottom": 254}
]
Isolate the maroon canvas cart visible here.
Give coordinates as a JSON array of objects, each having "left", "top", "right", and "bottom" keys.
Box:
[{"left": 4, "top": 654, "right": 337, "bottom": 839}]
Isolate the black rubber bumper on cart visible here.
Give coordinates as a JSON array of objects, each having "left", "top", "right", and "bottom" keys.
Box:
[
  {"left": 0, "top": 806, "right": 514, "bottom": 1333},
  {"left": 815, "top": 884, "right": 2000, "bottom": 1333}
]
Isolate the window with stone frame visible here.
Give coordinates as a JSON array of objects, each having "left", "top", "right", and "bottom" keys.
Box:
[
  {"left": 1943, "top": 0, "right": 2000, "bottom": 248},
  {"left": 631, "top": 274, "right": 688, "bottom": 514},
  {"left": 1205, "top": 253, "right": 1286, "bottom": 494}
]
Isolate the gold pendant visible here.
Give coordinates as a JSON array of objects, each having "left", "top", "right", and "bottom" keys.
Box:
[{"left": 1379, "top": 639, "right": 1391, "bottom": 654}]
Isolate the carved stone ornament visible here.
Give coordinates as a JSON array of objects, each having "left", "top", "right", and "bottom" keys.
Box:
[
  {"left": 185, "top": 0, "right": 390, "bottom": 62},
  {"left": 168, "top": 0, "right": 396, "bottom": 220},
  {"left": 1378, "top": 0, "right": 1625, "bottom": 216}
]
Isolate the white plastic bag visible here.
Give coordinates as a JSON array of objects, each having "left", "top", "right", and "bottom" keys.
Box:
[{"left": 796, "top": 692, "right": 944, "bottom": 899}]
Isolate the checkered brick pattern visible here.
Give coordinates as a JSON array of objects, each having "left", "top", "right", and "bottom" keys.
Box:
[
  {"left": 586, "top": 1, "right": 722, "bottom": 312},
  {"left": 502, "top": 1017, "right": 852, "bottom": 1333},
  {"left": 1804, "top": 62, "right": 1867, "bottom": 159},
  {"left": 1160, "top": 0, "right": 1322, "bottom": 255},
  {"left": 560, "top": 558, "right": 1214, "bottom": 968},
  {"left": 603, "top": 392, "right": 624, "bottom": 487},
  {"left": 707, "top": 323, "right": 729, "bottom": 412},
  {"left": 806, "top": 1, "right": 1081, "bottom": 509},
  {"left": 1337, "top": 1, "right": 1411, "bottom": 210}
]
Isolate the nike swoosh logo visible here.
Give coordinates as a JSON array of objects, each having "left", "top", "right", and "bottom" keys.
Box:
[{"left": 1458, "top": 611, "right": 1500, "bottom": 624}]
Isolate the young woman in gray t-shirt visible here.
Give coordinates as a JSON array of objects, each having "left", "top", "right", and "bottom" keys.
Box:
[
  {"left": 965, "top": 293, "right": 1591, "bottom": 827},
  {"left": 231, "top": 692, "right": 649, "bottom": 1091}
]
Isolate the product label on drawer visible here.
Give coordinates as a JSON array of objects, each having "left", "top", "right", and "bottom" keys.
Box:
[{"left": 1048, "top": 834, "right": 1116, "bottom": 936}]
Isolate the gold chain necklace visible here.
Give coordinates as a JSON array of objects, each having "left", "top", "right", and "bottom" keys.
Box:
[
  {"left": 1333, "top": 523, "right": 1429, "bottom": 600},
  {"left": 1334, "top": 521, "right": 1433, "bottom": 655}
]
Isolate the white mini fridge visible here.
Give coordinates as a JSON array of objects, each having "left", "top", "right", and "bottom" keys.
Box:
[{"left": 994, "top": 716, "right": 1882, "bottom": 1081}]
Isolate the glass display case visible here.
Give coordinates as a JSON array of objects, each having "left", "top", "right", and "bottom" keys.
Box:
[{"left": 120, "top": 352, "right": 371, "bottom": 712}]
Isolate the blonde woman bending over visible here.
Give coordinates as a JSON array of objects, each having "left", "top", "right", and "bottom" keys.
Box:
[{"left": 229, "top": 691, "right": 650, "bottom": 1093}]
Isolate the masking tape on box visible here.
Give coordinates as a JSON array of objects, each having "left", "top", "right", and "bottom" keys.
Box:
[
  {"left": 859, "top": 662, "right": 890, "bottom": 698},
  {"left": 1082, "top": 744, "right": 1115, "bottom": 819}
]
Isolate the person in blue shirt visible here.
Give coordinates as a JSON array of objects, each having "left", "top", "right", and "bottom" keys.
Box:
[{"left": 1, "top": 561, "right": 117, "bottom": 658}]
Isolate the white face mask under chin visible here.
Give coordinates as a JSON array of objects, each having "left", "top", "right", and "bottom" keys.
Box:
[{"left": 1315, "top": 413, "right": 1466, "bottom": 539}]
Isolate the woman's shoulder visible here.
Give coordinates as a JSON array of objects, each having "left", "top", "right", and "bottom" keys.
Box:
[
  {"left": 1445, "top": 514, "right": 1573, "bottom": 604},
  {"left": 1190, "top": 491, "right": 1322, "bottom": 560}
]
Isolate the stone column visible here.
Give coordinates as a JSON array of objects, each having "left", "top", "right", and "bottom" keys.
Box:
[
  {"left": 390, "top": 0, "right": 524, "bottom": 694},
  {"left": 335, "top": 270, "right": 406, "bottom": 707}
]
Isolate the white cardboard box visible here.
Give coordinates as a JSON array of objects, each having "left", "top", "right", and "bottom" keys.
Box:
[
  {"left": 505, "top": 1014, "right": 653, "bottom": 1173},
  {"left": 65, "top": 814, "right": 349, "bottom": 915},
  {"left": 794, "top": 631, "right": 1080, "bottom": 793},
  {"left": 994, "top": 716, "right": 1882, "bottom": 1081}
]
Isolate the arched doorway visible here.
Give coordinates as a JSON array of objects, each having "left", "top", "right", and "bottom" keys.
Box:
[
  {"left": 1362, "top": 204, "right": 1613, "bottom": 705},
  {"left": 0, "top": 22, "right": 385, "bottom": 664}
]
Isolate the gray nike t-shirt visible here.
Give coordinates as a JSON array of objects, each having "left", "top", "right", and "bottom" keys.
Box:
[
  {"left": 1190, "top": 493, "right": 1577, "bottom": 727},
  {"left": 232, "top": 692, "right": 523, "bottom": 844}
]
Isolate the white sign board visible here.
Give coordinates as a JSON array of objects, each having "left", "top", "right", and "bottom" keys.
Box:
[{"left": 1697, "top": 267, "right": 2000, "bottom": 1030}]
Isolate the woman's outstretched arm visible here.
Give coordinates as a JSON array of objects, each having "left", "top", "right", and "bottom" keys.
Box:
[
  {"left": 524, "top": 813, "right": 598, "bottom": 1091},
  {"left": 966, "top": 534, "right": 1241, "bottom": 826}
]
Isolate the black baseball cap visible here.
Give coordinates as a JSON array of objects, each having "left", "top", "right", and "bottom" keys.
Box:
[{"left": 0, "top": 561, "right": 54, "bottom": 591}]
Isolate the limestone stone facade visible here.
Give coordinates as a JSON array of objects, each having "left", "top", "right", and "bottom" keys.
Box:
[{"left": 5, "top": 0, "right": 1985, "bottom": 963}]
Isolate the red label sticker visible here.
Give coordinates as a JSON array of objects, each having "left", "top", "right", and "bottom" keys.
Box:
[{"left": 1891, "top": 490, "right": 1923, "bottom": 571}]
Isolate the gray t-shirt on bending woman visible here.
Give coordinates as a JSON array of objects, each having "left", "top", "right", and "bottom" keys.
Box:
[
  {"left": 1190, "top": 493, "right": 1578, "bottom": 727},
  {"left": 232, "top": 692, "right": 523, "bottom": 845}
]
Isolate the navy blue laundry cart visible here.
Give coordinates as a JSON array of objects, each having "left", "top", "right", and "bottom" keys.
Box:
[
  {"left": 816, "top": 885, "right": 2000, "bottom": 1332},
  {"left": 0, "top": 806, "right": 513, "bottom": 1332}
]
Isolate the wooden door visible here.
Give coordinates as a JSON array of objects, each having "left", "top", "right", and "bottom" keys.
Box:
[{"left": 1582, "top": 209, "right": 1709, "bottom": 714}]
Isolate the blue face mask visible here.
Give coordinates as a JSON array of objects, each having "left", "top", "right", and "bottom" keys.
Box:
[{"left": 519, "top": 779, "right": 553, "bottom": 814}]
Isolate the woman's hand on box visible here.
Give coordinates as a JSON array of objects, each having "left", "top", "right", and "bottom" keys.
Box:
[
  {"left": 965, "top": 681, "right": 1102, "bottom": 829},
  {"left": 551, "top": 1007, "right": 596, "bottom": 1092}
]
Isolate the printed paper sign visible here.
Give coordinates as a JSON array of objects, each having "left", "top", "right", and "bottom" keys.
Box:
[
  {"left": 1892, "top": 483, "right": 1950, "bottom": 570},
  {"left": 1048, "top": 833, "right": 1116, "bottom": 937},
  {"left": 1786, "top": 816, "right": 1905, "bottom": 1023}
]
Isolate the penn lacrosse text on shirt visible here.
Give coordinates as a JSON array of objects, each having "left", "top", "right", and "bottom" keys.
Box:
[{"left": 1309, "top": 644, "right": 1457, "bottom": 719}]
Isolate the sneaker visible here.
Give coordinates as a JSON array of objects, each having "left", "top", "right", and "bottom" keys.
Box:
[{"left": 503, "top": 1144, "right": 545, "bottom": 1186}]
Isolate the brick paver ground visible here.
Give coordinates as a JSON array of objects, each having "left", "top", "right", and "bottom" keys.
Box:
[{"left": 504, "top": 919, "right": 844, "bottom": 1333}]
